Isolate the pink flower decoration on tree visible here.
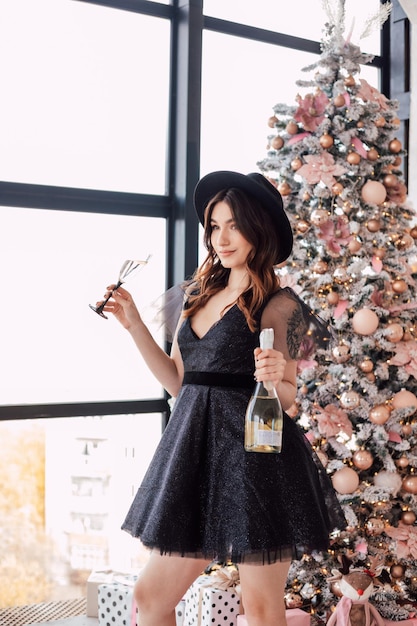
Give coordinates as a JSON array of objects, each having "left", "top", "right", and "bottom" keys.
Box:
[
  {"left": 297, "top": 152, "right": 347, "bottom": 189},
  {"left": 294, "top": 90, "right": 329, "bottom": 131},
  {"left": 390, "top": 341, "right": 417, "bottom": 380},
  {"left": 315, "top": 404, "right": 353, "bottom": 439},
  {"left": 357, "top": 79, "right": 389, "bottom": 111},
  {"left": 318, "top": 216, "right": 351, "bottom": 255},
  {"left": 385, "top": 522, "right": 417, "bottom": 559}
]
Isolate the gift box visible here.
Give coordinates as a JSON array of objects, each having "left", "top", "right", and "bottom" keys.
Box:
[
  {"left": 87, "top": 570, "right": 138, "bottom": 617},
  {"left": 237, "top": 608, "right": 310, "bottom": 626},
  {"left": 98, "top": 580, "right": 139, "bottom": 626},
  {"left": 184, "top": 572, "right": 241, "bottom": 626}
]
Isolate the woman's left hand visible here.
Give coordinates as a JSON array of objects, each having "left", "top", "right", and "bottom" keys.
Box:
[{"left": 253, "top": 347, "right": 286, "bottom": 387}]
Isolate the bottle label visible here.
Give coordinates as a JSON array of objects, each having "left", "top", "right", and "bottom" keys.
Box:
[{"left": 255, "top": 428, "right": 282, "bottom": 447}]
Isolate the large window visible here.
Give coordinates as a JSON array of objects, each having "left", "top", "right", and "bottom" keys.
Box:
[{"left": 0, "top": 1, "right": 170, "bottom": 194}]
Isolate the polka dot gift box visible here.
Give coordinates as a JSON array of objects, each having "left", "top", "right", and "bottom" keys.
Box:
[
  {"left": 183, "top": 568, "right": 242, "bottom": 626},
  {"left": 98, "top": 582, "right": 138, "bottom": 626}
]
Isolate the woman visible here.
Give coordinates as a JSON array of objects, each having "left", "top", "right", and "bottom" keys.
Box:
[{"left": 98, "top": 171, "right": 346, "bottom": 626}]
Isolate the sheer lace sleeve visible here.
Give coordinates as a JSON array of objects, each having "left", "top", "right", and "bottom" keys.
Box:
[
  {"left": 142, "top": 281, "right": 193, "bottom": 342},
  {"left": 261, "top": 287, "right": 334, "bottom": 361}
]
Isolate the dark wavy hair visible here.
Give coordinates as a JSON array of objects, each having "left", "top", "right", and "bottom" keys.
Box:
[{"left": 184, "top": 187, "right": 281, "bottom": 331}]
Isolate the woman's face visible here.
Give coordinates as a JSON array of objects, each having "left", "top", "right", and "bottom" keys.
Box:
[{"left": 209, "top": 200, "right": 253, "bottom": 270}]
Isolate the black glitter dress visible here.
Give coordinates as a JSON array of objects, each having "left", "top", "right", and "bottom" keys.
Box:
[{"left": 122, "top": 288, "right": 346, "bottom": 563}]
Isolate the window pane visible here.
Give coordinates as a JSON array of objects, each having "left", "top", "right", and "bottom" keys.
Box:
[
  {"left": 0, "top": 1, "right": 170, "bottom": 194},
  {"left": 0, "top": 207, "right": 166, "bottom": 405},
  {"left": 203, "top": 0, "right": 381, "bottom": 54},
  {"left": 201, "top": 32, "right": 379, "bottom": 176},
  {"left": 0, "top": 415, "right": 160, "bottom": 606}
]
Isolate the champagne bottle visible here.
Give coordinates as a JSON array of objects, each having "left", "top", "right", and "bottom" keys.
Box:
[{"left": 244, "top": 328, "right": 283, "bottom": 453}]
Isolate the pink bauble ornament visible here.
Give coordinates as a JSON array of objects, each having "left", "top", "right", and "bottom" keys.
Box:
[
  {"left": 332, "top": 344, "right": 350, "bottom": 363},
  {"left": 369, "top": 404, "right": 391, "bottom": 425},
  {"left": 332, "top": 467, "right": 359, "bottom": 494},
  {"left": 352, "top": 449, "right": 373, "bottom": 470},
  {"left": 284, "top": 592, "right": 303, "bottom": 609},
  {"left": 361, "top": 180, "right": 387, "bottom": 205},
  {"left": 310, "top": 208, "right": 329, "bottom": 225},
  {"left": 392, "top": 390, "right": 417, "bottom": 412},
  {"left": 352, "top": 309, "right": 379, "bottom": 335}
]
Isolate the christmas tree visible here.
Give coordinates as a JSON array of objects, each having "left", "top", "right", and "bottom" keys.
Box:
[{"left": 257, "top": 0, "right": 417, "bottom": 620}]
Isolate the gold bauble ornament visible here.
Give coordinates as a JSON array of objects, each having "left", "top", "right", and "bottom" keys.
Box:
[
  {"left": 348, "top": 238, "right": 361, "bottom": 253},
  {"left": 402, "top": 475, "right": 417, "bottom": 494},
  {"left": 333, "top": 267, "right": 349, "bottom": 284},
  {"left": 402, "top": 423, "right": 413, "bottom": 436},
  {"left": 344, "top": 75, "right": 355, "bottom": 87},
  {"left": 278, "top": 181, "right": 291, "bottom": 196},
  {"left": 327, "top": 291, "right": 340, "bottom": 305},
  {"left": 395, "top": 456, "right": 409, "bottom": 469},
  {"left": 271, "top": 135, "right": 284, "bottom": 150},
  {"left": 367, "top": 148, "right": 379, "bottom": 161},
  {"left": 310, "top": 208, "right": 329, "bottom": 225},
  {"left": 340, "top": 390, "right": 360, "bottom": 409},
  {"left": 320, "top": 133, "right": 334, "bottom": 149},
  {"left": 396, "top": 234, "right": 414, "bottom": 251},
  {"left": 286, "top": 120, "right": 299, "bottom": 135},
  {"left": 392, "top": 117, "right": 401, "bottom": 126},
  {"left": 392, "top": 279, "right": 407, "bottom": 293},
  {"left": 332, "top": 344, "right": 350, "bottom": 363},
  {"left": 393, "top": 155, "right": 402, "bottom": 167},
  {"left": 268, "top": 115, "right": 278, "bottom": 128},
  {"left": 361, "top": 180, "right": 387, "bottom": 205},
  {"left": 366, "top": 372, "right": 376, "bottom": 383},
  {"left": 375, "top": 116, "right": 386, "bottom": 127},
  {"left": 352, "top": 449, "right": 373, "bottom": 470},
  {"left": 359, "top": 358, "right": 373, "bottom": 373},
  {"left": 357, "top": 120, "right": 365, "bottom": 128},
  {"left": 334, "top": 94, "right": 346, "bottom": 107},
  {"left": 367, "top": 218, "right": 382, "bottom": 232},
  {"left": 389, "top": 138, "right": 402, "bottom": 153},
  {"left": 384, "top": 173, "right": 399, "bottom": 188},
  {"left": 366, "top": 517, "right": 385, "bottom": 536},
  {"left": 410, "top": 226, "right": 417, "bottom": 239},
  {"left": 296, "top": 219, "right": 310, "bottom": 234},
  {"left": 313, "top": 260, "right": 329, "bottom": 274},
  {"left": 284, "top": 592, "right": 303, "bottom": 609},
  {"left": 390, "top": 564, "right": 406, "bottom": 579},
  {"left": 373, "top": 247, "right": 386, "bottom": 259},
  {"left": 291, "top": 157, "right": 302, "bottom": 171},
  {"left": 369, "top": 404, "right": 391, "bottom": 425},
  {"left": 385, "top": 323, "right": 404, "bottom": 343},
  {"left": 401, "top": 510, "right": 416, "bottom": 525},
  {"left": 302, "top": 191, "right": 311, "bottom": 202},
  {"left": 332, "top": 182, "right": 344, "bottom": 195},
  {"left": 352, "top": 309, "right": 379, "bottom": 335},
  {"left": 347, "top": 151, "right": 361, "bottom": 165}
]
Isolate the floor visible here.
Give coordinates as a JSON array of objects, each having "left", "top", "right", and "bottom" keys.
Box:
[{"left": 0, "top": 599, "right": 97, "bottom": 626}]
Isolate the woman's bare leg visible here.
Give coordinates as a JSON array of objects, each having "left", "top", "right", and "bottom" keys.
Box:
[
  {"left": 239, "top": 559, "right": 291, "bottom": 626},
  {"left": 134, "top": 552, "right": 211, "bottom": 626}
]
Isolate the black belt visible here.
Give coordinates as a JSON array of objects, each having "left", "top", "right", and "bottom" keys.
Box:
[{"left": 183, "top": 371, "right": 254, "bottom": 389}]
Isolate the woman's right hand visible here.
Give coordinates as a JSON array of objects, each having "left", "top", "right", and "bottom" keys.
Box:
[{"left": 98, "top": 285, "right": 142, "bottom": 331}]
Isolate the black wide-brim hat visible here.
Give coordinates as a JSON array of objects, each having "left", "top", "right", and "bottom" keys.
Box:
[{"left": 193, "top": 170, "right": 293, "bottom": 264}]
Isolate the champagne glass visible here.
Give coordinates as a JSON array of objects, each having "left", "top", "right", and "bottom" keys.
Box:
[{"left": 89, "top": 255, "right": 151, "bottom": 319}]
